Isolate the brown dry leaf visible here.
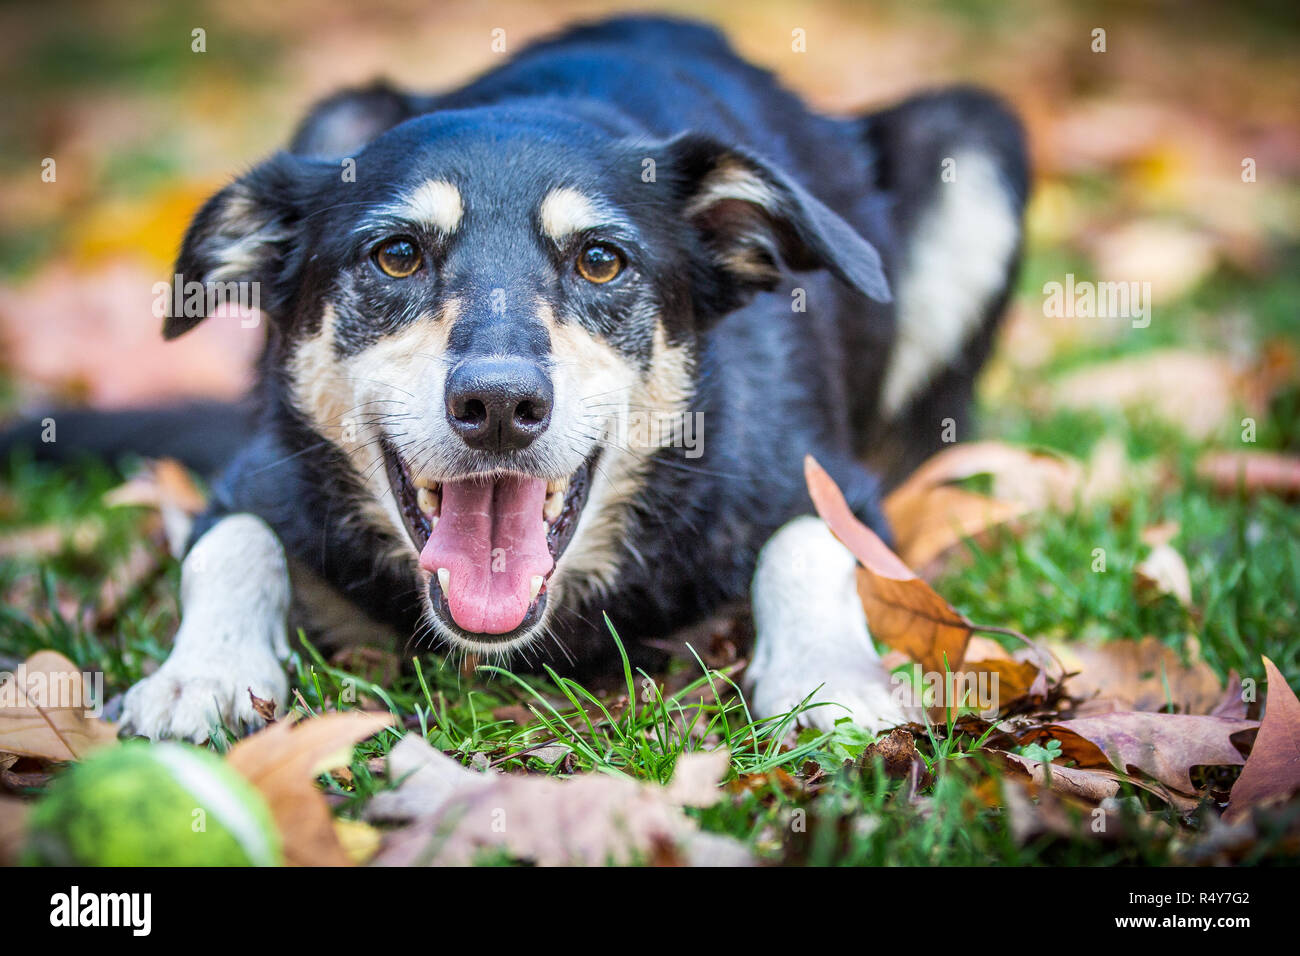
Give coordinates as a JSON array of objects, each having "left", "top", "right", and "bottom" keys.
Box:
[
  {"left": 1196, "top": 451, "right": 1300, "bottom": 498},
  {"left": 885, "top": 485, "right": 1027, "bottom": 570},
  {"left": 105, "top": 458, "right": 207, "bottom": 557},
  {"left": 0, "top": 651, "right": 119, "bottom": 762},
  {"left": 248, "top": 691, "right": 277, "bottom": 724},
  {"left": 1028, "top": 713, "right": 1257, "bottom": 794},
  {"left": 364, "top": 733, "right": 494, "bottom": 823},
  {"left": 726, "top": 767, "right": 803, "bottom": 800},
  {"left": 1049, "top": 636, "right": 1222, "bottom": 714},
  {"left": 104, "top": 458, "right": 207, "bottom": 514},
  {"left": 1210, "top": 672, "right": 1248, "bottom": 720},
  {"left": 373, "top": 737, "right": 745, "bottom": 866},
  {"left": 1223, "top": 657, "right": 1300, "bottom": 823},
  {"left": 805, "top": 455, "right": 972, "bottom": 675},
  {"left": 964, "top": 659, "right": 1045, "bottom": 709},
  {"left": 882, "top": 442, "right": 1089, "bottom": 568},
  {"left": 859, "top": 729, "right": 933, "bottom": 787},
  {"left": 889, "top": 441, "right": 1083, "bottom": 513},
  {"left": 226, "top": 712, "right": 394, "bottom": 867},
  {"left": 1087, "top": 219, "right": 1220, "bottom": 303},
  {"left": 1050, "top": 349, "right": 1250, "bottom": 441},
  {"left": 990, "top": 750, "right": 1121, "bottom": 803},
  {"left": 964, "top": 636, "right": 1014, "bottom": 661},
  {"left": 1134, "top": 543, "right": 1193, "bottom": 608}
]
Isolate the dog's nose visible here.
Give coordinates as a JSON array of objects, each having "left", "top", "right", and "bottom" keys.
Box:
[{"left": 445, "top": 357, "right": 553, "bottom": 453}]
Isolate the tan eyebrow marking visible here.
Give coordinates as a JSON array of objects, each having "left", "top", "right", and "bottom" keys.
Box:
[
  {"left": 538, "top": 187, "right": 605, "bottom": 242},
  {"left": 395, "top": 179, "right": 464, "bottom": 234}
]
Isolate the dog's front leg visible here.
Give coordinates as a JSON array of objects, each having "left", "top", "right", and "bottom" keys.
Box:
[
  {"left": 747, "top": 516, "right": 906, "bottom": 734},
  {"left": 120, "top": 514, "right": 291, "bottom": 742}
]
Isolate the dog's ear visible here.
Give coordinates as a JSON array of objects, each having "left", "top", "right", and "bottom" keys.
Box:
[
  {"left": 164, "top": 154, "right": 319, "bottom": 340},
  {"left": 660, "top": 133, "right": 891, "bottom": 317},
  {"left": 289, "top": 82, "right": 431, "bottom": 159}
]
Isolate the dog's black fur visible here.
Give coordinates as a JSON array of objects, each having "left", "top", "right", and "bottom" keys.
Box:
[{"left": 4, "top": 17, "right": 1028, "bottom": 676}]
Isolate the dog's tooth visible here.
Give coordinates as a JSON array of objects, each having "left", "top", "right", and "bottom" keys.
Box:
[
  {"left": 417, "top": 486, "right": 438, "bottom": 515},
  {"left": 529, "top": 575, "right": 544, "bottom": 602},
  {"left": 546, "top": 477, "right": 570, "bottom": 496},
  {"left": 429, "top": 515, "right": 438, "bottom": 530},
  {"left": 437, "top": 567, "right": 450, "bottom": 594},
  {"left": 543, "top": 491, "right": 563, "bottom": 523}
]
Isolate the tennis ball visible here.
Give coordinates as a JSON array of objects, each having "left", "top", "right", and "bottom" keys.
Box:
[{"left": 23, "top": 741, "right": 282, "bottom": 867}]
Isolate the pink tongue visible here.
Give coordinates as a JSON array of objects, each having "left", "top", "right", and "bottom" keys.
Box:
[{"left": 419, "top": 476, "right": 554, "bottom": 634}]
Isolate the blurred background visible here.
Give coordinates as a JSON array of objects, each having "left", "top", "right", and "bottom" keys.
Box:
[{"left": 0, "top": 0, "right": 1296, "bottom": 412}]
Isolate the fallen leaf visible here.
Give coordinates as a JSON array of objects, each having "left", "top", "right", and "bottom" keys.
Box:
[
  {"left": 888, "top": 441, "right": 1083, "bottom": 513},
  {"left": 1023, "top": 712, "right": 1257, "bottom": 794},
  {"left": 1049, "top": 636, "right": 1222, "bottom": 714},
  {"left": 964, "top": 658, "right": 1045, "bottom": 710},
  {"left": 1196, "top": 451, "right": 1300, "bottom": 498},
  {"left": 0, "top": 651, "right": 119, "bottom": 762},
  {"left": 859, "top": 728, "right": 934, "bottom": 791},
  {"left": 1223, "top": 657, "right": 1300, "bottom": 822},
  {"left": 1210, "top": 671, "right": 1248, "bottom": 720},
  {"left": 226, "top": 712, "right": 395, "bottom": 867},
  {"left": 1135, "top": 543, "right": 1193, "bottom": 608},
  {"left": 105, "top": 458, "right": 208, "bottom": 557},
  {"left": 1087, "top": 219, "right": 1220, "bottom": 303},
  {"left": 1050, "top": 349, "right": 1250, "bottom": 441},
  {"left": 991, "top": 750, "right": 1121, "bottom": 803},
  {"left": 805, "top": 455, "right": 972, "bottom": 675},
  {"left": 373, "top": 738, "right": 744, "bottom": 866},
  {"left": 1078, "top": 435, "right": 1135, "bottom": 502},
  {"left": 885, "top": 484, "right": 1027, "bottom": 570},
  {"left": 365, "top": 733, "right": 492, "bottom": 823},
  {"left": 104, "top": 458, "right": 207, "bottom": 513},
  {"left": 333, "top": 818, "right": 383, "bottom": 865},
  {"left": 249, "top": 691, "right": 277, "bottom": 724}
]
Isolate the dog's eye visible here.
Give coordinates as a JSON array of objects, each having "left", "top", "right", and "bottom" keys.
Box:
[
  {"left": 374, "top": 237, "right": 423, "bottom": 278},
  {"left": 576, "top": 243, "right": 623, "bottom": 284}
]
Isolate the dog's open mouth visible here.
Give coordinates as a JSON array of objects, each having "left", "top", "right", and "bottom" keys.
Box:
[{"left": 382, "top": 442, "right": 594, "bottom": 641}]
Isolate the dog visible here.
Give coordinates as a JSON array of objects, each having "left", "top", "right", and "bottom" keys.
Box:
[{"left": 13, "top": 17, "right": 1029, "bottom": 740}]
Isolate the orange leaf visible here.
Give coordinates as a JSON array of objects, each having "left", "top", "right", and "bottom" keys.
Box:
[
  {"left": 226, "top": 712, "right": 394, "bottom": 867},
  {"left": 885, "top": 485, "right": 1027, "bottom": 571},
  {"left": 804, "top": 455, "right": 972, "bottom": 676}
]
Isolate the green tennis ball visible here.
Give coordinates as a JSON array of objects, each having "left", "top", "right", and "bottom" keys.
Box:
[{"left": 23, "top": 741, "right": 282, "bottom": 867}]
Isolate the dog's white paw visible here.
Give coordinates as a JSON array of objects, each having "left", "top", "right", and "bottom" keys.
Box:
[
  {"left": 121, "top": 513, "right": 292, "bottom": 742},
  {"left": 120, "top": 646, "right": 287, "bottom": 743},
  {"left": 748, "top": 515, "right": 909, "bottom": 736}
]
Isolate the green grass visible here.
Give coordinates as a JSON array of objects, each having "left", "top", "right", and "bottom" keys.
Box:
[{"left": 2, "top": 244, "right": 1299, "bottom": 866}]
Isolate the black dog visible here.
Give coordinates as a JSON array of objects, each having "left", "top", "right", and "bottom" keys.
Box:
[{"left": 18, "top": 17, "right": 1029, "bottom": 739}]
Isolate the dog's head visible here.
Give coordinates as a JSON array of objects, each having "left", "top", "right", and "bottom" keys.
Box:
[{"left": 168, "top": 105, "right": 889, "bottom": 655}]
